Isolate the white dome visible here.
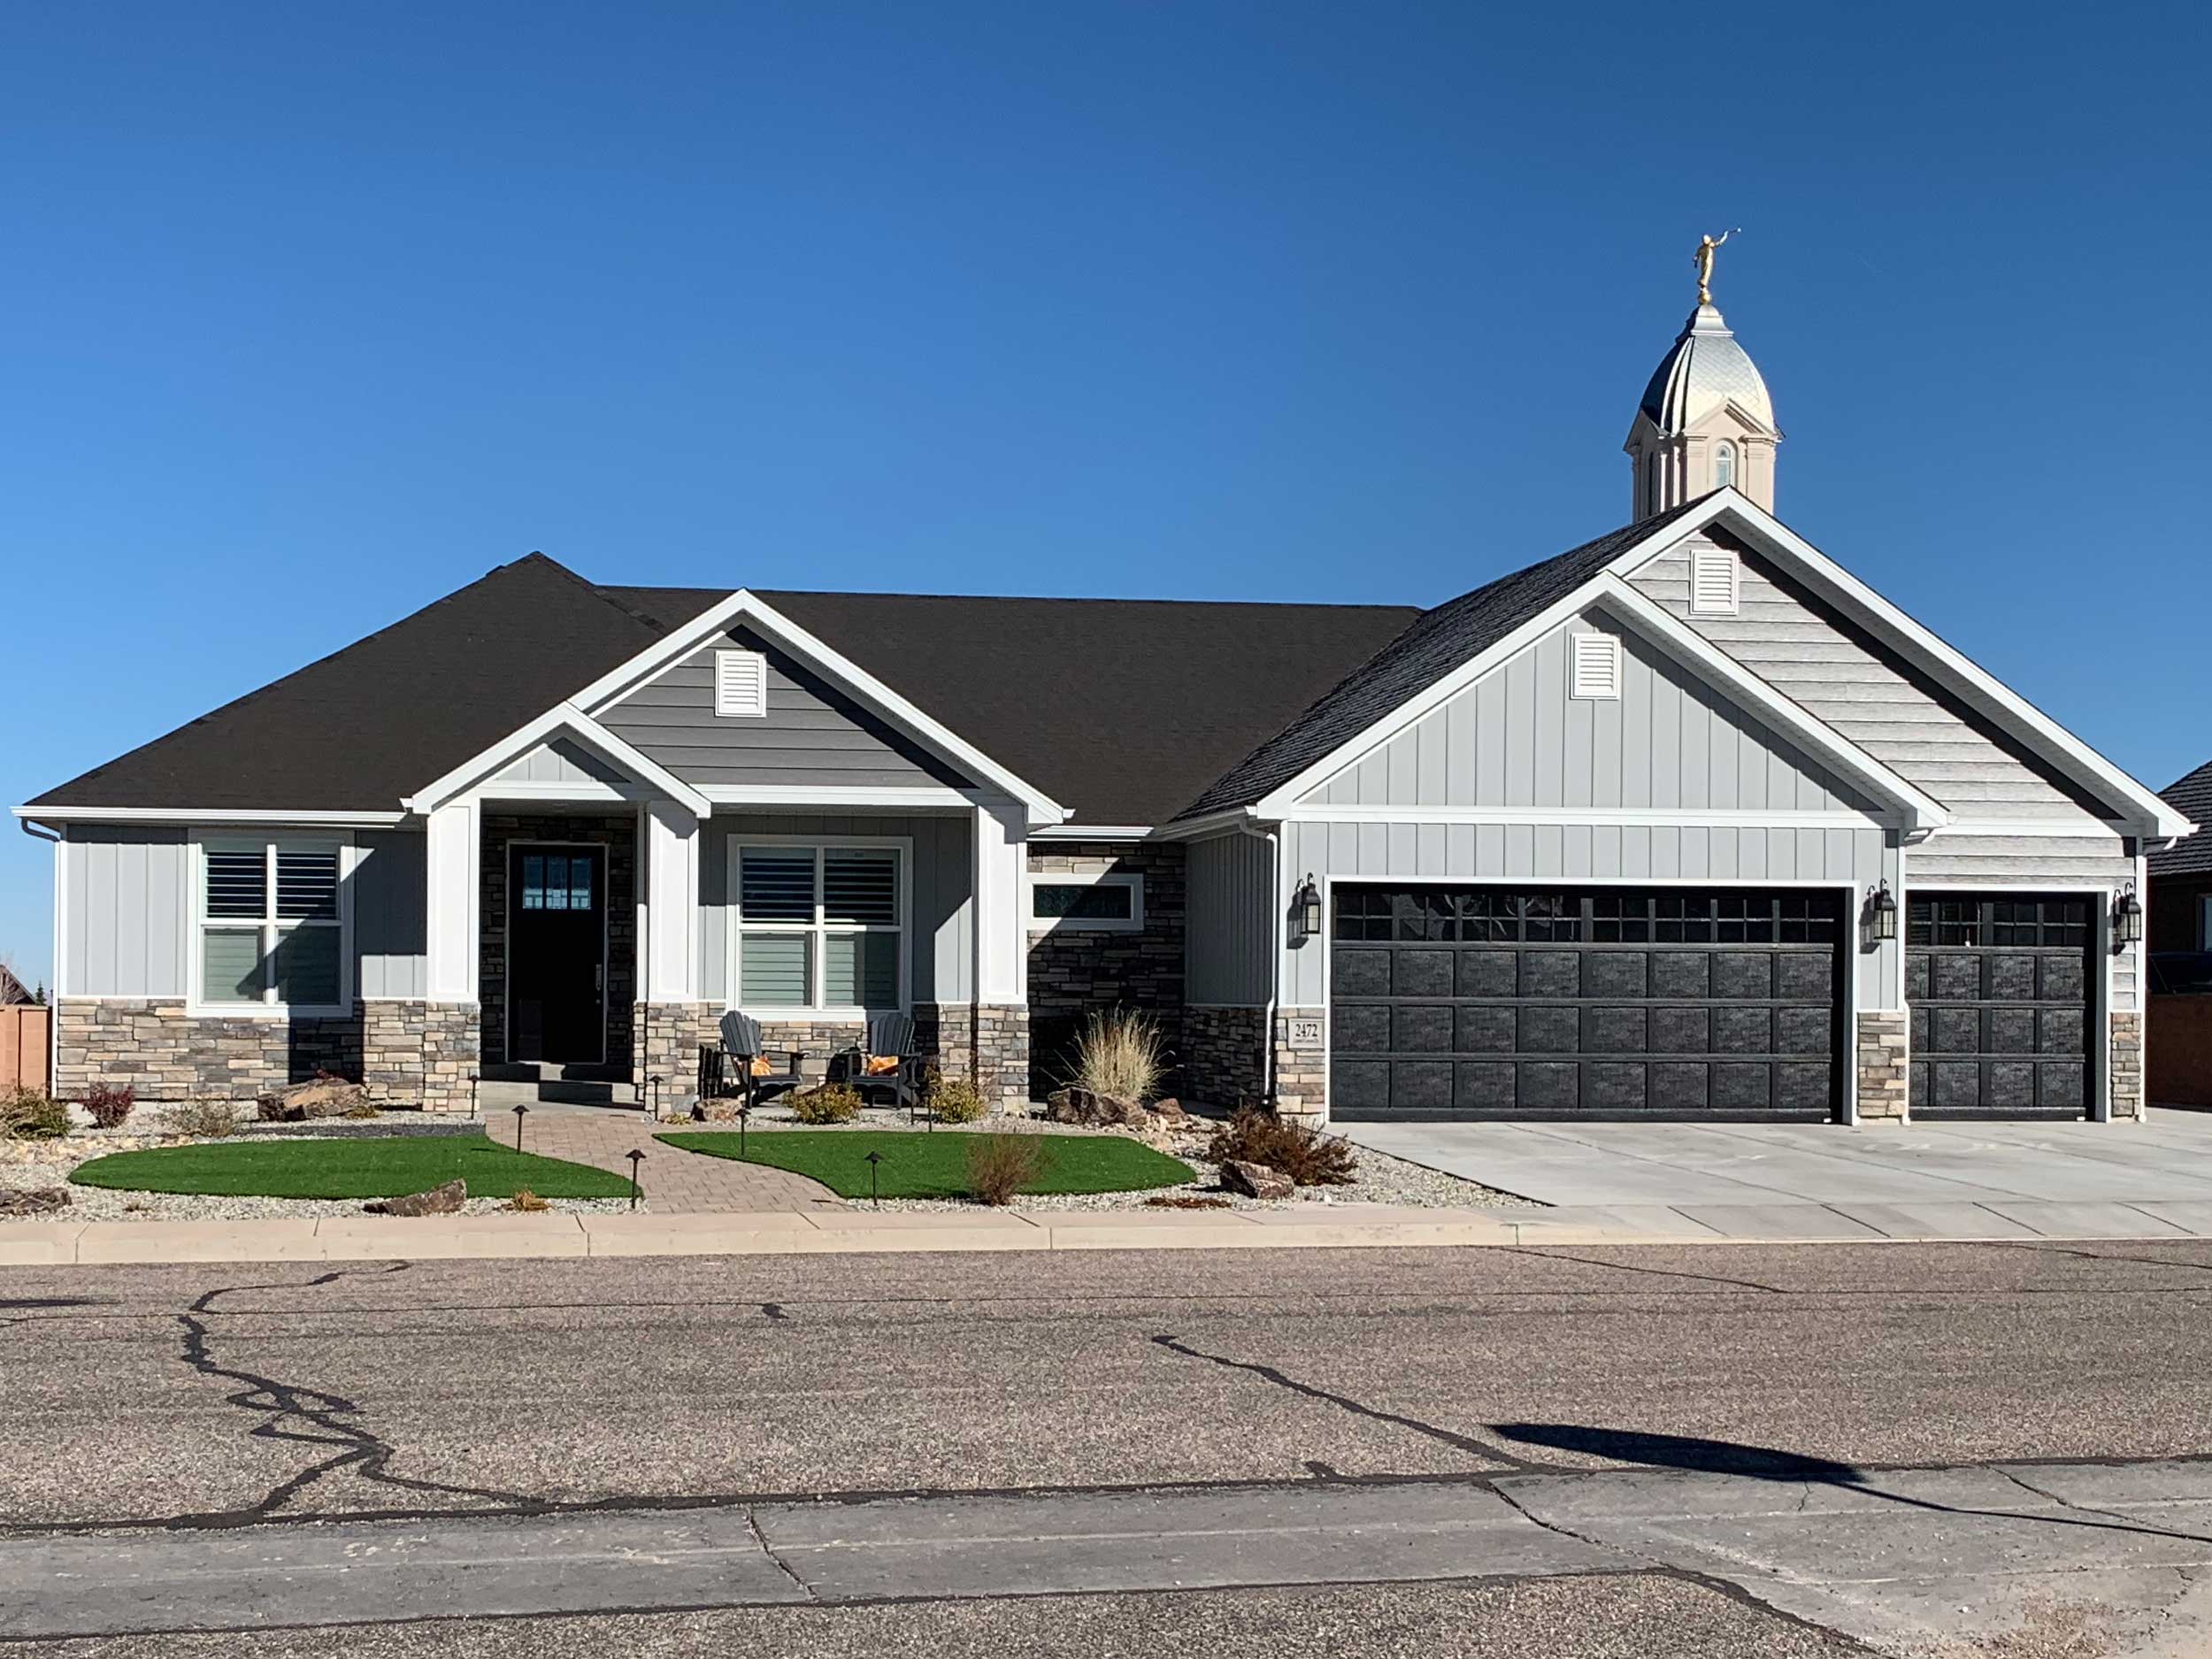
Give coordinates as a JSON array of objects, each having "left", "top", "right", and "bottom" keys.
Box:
[{"left": 1637, "top": 303, "right": 1775, "bottom": 435}]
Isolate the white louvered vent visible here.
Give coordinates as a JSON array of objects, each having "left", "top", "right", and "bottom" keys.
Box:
[
  {"left": 715, "top": 649, "right": 768, "bottom": 718},
  {"left": 1690, "top": 546, "right": 1740, "bottom": 616},
  {"left": 1570, "top": 633, "right": 1621, "bottom": 701}
]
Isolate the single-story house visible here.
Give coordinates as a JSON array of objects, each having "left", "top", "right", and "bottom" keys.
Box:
[{"left": 18, "top": 294, "right": 2190, "bottom": 1125}]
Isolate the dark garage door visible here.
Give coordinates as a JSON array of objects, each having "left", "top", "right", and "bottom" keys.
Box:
[
  {"left": 1330, "top": 886, "right": 1845, "bottom": 1120},
  {"left": 1907, "top": 894, "right": 2093, "bottom": 1119}
]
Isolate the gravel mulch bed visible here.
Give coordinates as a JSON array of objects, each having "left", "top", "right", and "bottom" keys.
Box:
[{"left": 668, "top": 1104, "right": 1540, "bottom": 1213}]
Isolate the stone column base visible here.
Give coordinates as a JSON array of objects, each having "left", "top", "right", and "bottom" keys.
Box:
[
  {"left": 1855, "top": 1010, "right": 1909, "bottom": 1122},
  {"left": 363, "top": 1001, "right": 480, "bottom": 1113},
  {"left": 1273, "top": 1007, "right": 1328, "bottom": 1124},
  {"left": 2110, "top": 1010, "right": 2144, "bottom": 1121},
  {"left": 1183, "top": 1006, "right": 1269, "bottom": 1109}
]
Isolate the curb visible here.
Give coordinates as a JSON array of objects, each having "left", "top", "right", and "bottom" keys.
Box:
[{"left": 1, "top": 1198, "right": 2206, "bottom": 1266}]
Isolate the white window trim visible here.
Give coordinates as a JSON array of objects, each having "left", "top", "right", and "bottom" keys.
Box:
[
  {"left": 188, "top": 832, "right": 355, "bottom": 1018},
  {"left": 1690, "top": 545, "right": 1740, "bottom": 616},
  {"left": 715, "top": 649, "right": 769, "bottom": 718},
  {"left": 1027, "top": 870, "right": 1145, "bottom": 934},
  {"left": 726, "top": 833, "right": 911, "bottom": 1016},
  {"left": 1569, "top": 632, "right": 1622, "bottom": 701}
]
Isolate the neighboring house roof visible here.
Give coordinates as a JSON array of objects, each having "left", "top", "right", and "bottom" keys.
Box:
[
  {"left": 603, "top": 588, "right": 1420, "bottom": 826},
  {"left": 2153, "top": 760, "right": 2212, "bottom": 875},
  {"left": 1177, "top": 496, "right": 1711, "bottom": 821}
]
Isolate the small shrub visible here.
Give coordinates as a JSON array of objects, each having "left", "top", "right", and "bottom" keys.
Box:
[
  {"left": 2, "top": 1087, "right": 70, "bottom": 1141},
  {"left": 926, "top": 1071, "right": 988, "bottom": 1125},
  {"left": 165, "top": 1099, "right": 242, "bottom": 1140},
  {"left": 508, "top": 1188, "right": 550, "bottom": 1213},
  {"left": 82, "top": 1082, "right": 136, "bottom": 1129},
  {"left": 965, "top": 1133, "right": 1043, "bottom": 1206},
  {"left": 789, "top": 1084, "right": 863, "bottom": 1125},
  {"left": 1068, "top": 1008, "right": 1167, "bottom": 1104},
  {"left": 1205, "top": 1107, "right": 1357, "bottom": 1187}
]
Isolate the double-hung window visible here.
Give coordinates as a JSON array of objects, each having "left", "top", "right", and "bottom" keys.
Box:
[
  {"left": 733, "top": 841, "right": 905, "bottom": 1011},
  {"left": 196, "top": 839, "right": 348, "bottom": 1011}
]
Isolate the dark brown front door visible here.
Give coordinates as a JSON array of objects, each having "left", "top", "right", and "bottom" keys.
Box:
[{"left": 508, "top": 845, "right": 606, "bottom": 1065}]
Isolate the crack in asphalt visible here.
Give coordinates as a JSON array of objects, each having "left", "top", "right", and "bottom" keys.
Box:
[
  {"left": 173, "top": 1263, "right": 539, "bottom": 1527},
  {"left": 1148, "top": 1333, "right": 1548, "bottom": 1472}
]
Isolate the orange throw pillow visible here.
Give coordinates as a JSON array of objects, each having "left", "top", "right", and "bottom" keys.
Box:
[
  {"left": 863, "top": 1054, "right": 900, "bottom": 1076},
  {"left": 749, "top": 1056, "right": 773, "bottom": 1078}
]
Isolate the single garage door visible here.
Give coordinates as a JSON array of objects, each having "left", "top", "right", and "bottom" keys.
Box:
[
  {"left": 1330, "top": 886, "right": 1845, "bottom": 1120},
  {"left": 1907, "top": 894, "right": 2093, "bottom": 1119}
]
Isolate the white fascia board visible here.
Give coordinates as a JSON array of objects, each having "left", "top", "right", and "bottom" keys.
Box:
[
  {"left": 13, "top": 805, "right": 409, "bottom": 826},
  {"left": 1638, "top": 491, "right": 2193, "bottom": 840},
  {"left": 404, "top": 704, "right": 711, "bottom": 819},
  {"left": 1588, "top": 575, "right": 1949, "bottom": 832},
  {"left": 1247, "top": 583, "right": 1613, "bottom": 820},
  {"left": 573, "top": 588, "right": 1068, "bottom": 829}
]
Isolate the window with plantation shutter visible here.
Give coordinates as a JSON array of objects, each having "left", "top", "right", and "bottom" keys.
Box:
[
  {"left": 715, "top": 649, "right": 768, "bottom": 718},
  {"left": 732, "top": 841, "right": 905, "bottom": 1011},
  {"left": 196, "top": 839, "right": 347, "bottom": 1011},
  {"left": 1570, "top": 632, "right": 1621, "bottom": 701},
  {"left": 1690, "top": 546, "right": 1740, "bottom": 616}
]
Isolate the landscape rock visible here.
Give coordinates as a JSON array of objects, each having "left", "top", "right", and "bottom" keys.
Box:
[
  {"left": 1220, "top": 1159, "right": 1294, "bottom": 1201},
  {"left": 257, "top": 1078, "right": 372, "bottom": 1123},
  {"left": 0, "top": 1187, "right": 72, "bottom": 1217},
  {"left": 363, "top": 1179, "right": 465, "bottom": 1217}
]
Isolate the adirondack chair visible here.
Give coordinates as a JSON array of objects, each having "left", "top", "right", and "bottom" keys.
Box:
[
  {"left": 829, "top": 1011, "right": 924, "bottom": 1118},
  {"left": 701, "top": 1010, "right": 808, "bottom": 1110}
]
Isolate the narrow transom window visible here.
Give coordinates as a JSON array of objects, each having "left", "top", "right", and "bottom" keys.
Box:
[
  {"left": 1690, "top": 546, "right": 1740, "bottom": 616},
  {"left": 197, "top": 839, "right": 345, "bottom": 1010},
  {"left": 714, "top": 649, "right": 768, "bottom": 718},
  {"left": 1570, "top": 632, "right": 1621, "bottom": 700}
]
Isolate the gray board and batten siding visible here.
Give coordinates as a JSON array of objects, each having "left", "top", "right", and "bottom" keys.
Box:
[
  {"left": 58, "top": 825, "right": 430, "bottom": 1002},
  {"left": 597, "top": 627, "right": 973, "bottom": 791}
]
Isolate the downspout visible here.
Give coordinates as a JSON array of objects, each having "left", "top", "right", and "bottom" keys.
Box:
[
  {"left": 1239, "top": 823, "right": 1280, "bottom": 1110},
  {"left": 19, "top": 818, "right": 62, "bottom": 1098}
]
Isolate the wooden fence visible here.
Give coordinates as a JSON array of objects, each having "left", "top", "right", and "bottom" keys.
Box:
[{"left": 1, "top": 1005, "right": 51, "bottom": 1095}]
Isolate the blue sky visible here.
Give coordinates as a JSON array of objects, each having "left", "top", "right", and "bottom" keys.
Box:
[{"left": 4, "top": 1, "right": 2208, "bottom": 987}]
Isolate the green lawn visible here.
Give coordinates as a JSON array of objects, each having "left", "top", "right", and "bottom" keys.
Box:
[
  {"left": 69, "top": 1134, "right": 631, "bottom": 1200},
  {"left": 657, "top": 1129, "right": 1195, "bottom": 1201}
]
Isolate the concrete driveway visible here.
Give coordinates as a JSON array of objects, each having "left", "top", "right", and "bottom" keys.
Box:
[{"left": 1344, "top": 1112, "right": 2212, "bottom": 1210}]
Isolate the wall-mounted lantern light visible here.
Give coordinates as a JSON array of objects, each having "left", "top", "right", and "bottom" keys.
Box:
[
  {"left": 2114, "top": 880, "right": 2144, "bottom": 947},
  {"left": 1293, "top": 875, "right": 1324, "bottom": 942},
  {"left": 1863, "top": 881, "right": 1898, "bottom": 945}
]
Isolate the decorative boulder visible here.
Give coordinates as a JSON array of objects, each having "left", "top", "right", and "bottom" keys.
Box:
[
  {"left": 0, "top": 1187, "right": 72, "bottom": 1217},
  {"left": 257, "top": 1078, "right": 372, "bottom": 1123},
  {"left": 1221, "top": 1159, "right": 1294, "bottom": 1201},
  {"left": 363, "top": 1179, "right": 465, "bottom": 1217}
]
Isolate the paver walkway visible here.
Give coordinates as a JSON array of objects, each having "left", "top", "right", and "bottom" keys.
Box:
[{"left": 517, "top": 1109, "right": 841, "bottom": 1213}]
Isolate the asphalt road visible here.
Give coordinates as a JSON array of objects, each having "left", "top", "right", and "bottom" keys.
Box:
[{"left": 7, "top": 1240, "right": 2212, "bottom": 1655}]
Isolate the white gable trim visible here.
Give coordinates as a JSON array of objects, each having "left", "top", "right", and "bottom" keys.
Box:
[
  {"left": 571, "top": 588, "right": 1067, "bottom": 828},
  {"left": 1619, "top": 489, "right": 2192, "bottom": 839},
  {"left": 1587, "top": 575, "right": 1950, "bottom": 832},
  {"left": 403, "top": 704, "right": 711, "bottom": 819}
]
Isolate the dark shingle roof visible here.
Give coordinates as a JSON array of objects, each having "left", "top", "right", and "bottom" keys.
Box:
[
  {"left": 1175, "top": 498, "right": 1709, "bottom": 820},
  {"left": 27, "top": 555, "right": 711, "bottom": 812},
  {"left": 603, "top": 588, "right": 1419, "bottom": 825},
  {"left": 2153, "top": 760, "right": 2212, "bottom": 874}
]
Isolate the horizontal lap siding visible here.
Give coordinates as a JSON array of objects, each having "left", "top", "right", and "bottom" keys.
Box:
[
  {"left": 1633, "top": 541, "right": 2113, "bottom": 825},
  {"left": 599, "top": 628, "right": 971, "bottom": 790},
  {"left": 1281, "top": 818, "right": 1886, "bottom": 1007},
  {"left": 1302, "top": 618, "right": 1876, "bottom": 814},
  {"left": 1186, "top": 831, "right": 1274, "bottom": 1004},
  {"left": 703, "top": 812, "right": 972, "bottom": 1004}
]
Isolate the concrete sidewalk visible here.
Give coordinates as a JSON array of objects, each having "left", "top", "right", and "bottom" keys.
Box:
[{"left": 6, "top": 1193, "right": 2212, "bottom": 1265}]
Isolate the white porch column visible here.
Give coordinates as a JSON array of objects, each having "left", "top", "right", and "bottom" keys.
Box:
[
  {"left": 424, "top": 801, "right": 480, "bottom": 1002},
  {"left": 973, "top": 797, "right": 1026, "bottom": 1003},
  {"left": 642, "top": 799, "right": 702, "bottom": 1004}
]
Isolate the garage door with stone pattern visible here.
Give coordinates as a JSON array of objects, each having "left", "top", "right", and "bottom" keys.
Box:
[
  {"left": 1908, "top": 894, "right": 2093, "bottom": 1119},
  {"left": 1330, "top": 886, "right": 1845, "bottom": 1120}
]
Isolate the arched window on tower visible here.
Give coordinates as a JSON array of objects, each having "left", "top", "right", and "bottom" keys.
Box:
[{"left": 1713, "top": 441, "right": 1738, "bottom": 491}]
